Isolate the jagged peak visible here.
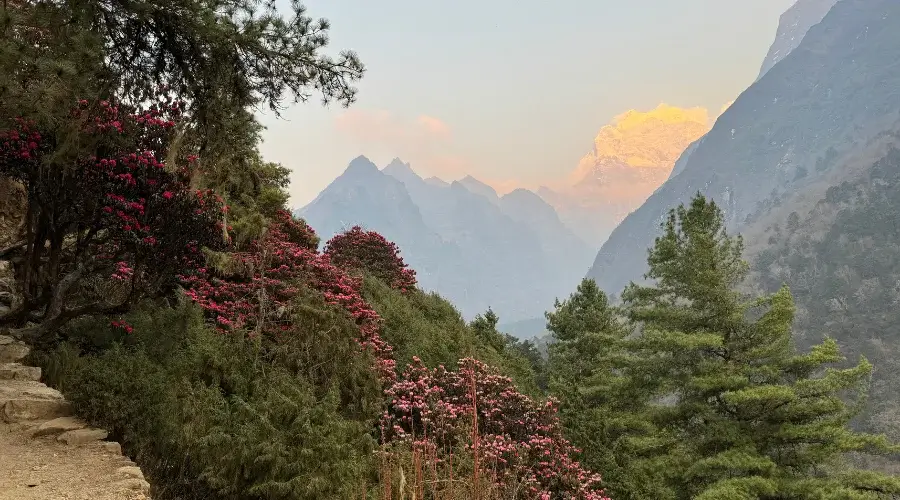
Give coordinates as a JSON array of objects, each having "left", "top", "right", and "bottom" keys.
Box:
[
  {"left": 458, "top": 175, "right": 498, "bottom": 198},
  {"left": 608, "top": 103, "right": 709, "bottom": 132},
  {"left": 344, "top": 155, "right": 380, "bottom": 176},
  {"left": 383, "top": 157, "right": 413, "bottom": 173},
  {"left": 502, "top": 188, "right": 542, "bottom": 201},
  {"left": 567, "top": 103, "right": 712, "bottom": 185},
  {"left": 424, "top": 176, "right": 449, "bottom": 187},
  {"left": 757, "top": 0, "right": 838, "bottom": 80}
]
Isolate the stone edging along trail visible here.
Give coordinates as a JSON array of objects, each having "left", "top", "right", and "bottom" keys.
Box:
[{"left": 0, "top": 335, "right": 151, "bottom": 500}]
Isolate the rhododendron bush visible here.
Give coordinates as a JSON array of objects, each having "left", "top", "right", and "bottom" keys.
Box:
[
  {"left": 381, "top": 357, "right": 610, "bottom": 499},
  {"left": 181, "top": 210, "right": 396, "bottom": 380},
  {"left": 324, "top": 225, "right": 417, "bottom": 292},
  {"left": 0, "top": 97, "right": 226, "bottom": 339}
]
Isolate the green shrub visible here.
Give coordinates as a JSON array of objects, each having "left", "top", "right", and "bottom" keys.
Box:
[
  {"left": 36, "top": 295, "right": 381, "bottom": 500},
  {"left": 363, "top": 276, "right": 542, "bottom": 395}
]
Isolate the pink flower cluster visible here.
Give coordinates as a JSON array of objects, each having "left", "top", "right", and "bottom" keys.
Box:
[
  {"left": 0, "top": 118, "right": 41, "bottom": 161},
  {"left": 0, "top": 98, "right": 226, "bottom": 324},
  {"left": 110, "top": 320, "right": 134, "bottom": 334},
  {"left": 382, "top": 357, "right": 609, "bottom": 499},
  {"left": 180, "top": 211, "right": 396, "bottom": 381},
  {"left": 324, "top": 226, "right": 417, "bottom": 292}
]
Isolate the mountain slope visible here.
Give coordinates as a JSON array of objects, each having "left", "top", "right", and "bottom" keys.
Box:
[
  {"left": 588, "top": 0, "right": 900, "bottom": 295},
  {"left": 670, "top": 0, "right": 839, "bottom": 181},
  {"left": 499, "top": 188, "right": 593, "bottom": 272},
  {"left": 757, "top": 0, "right": 840, "bottom": 80},
  {"left": 750, "top": 143, "right": 900, "bottom": 445},
  {"left": 457, "top": 175, "right": 500, "bottom": 204}
]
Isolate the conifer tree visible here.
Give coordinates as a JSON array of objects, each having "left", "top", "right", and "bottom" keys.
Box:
[
  {"left": 468, "top": 307, "right": 543, "bottom": 395},
  {"left": 547, "top": 278, "right": 674, "bottom": 500},
  {"left": 470, "top": 307, "right": 505, "bottom": 352},
  {"left": 622, "top": 193, "right": 900, "bottom": 499}
]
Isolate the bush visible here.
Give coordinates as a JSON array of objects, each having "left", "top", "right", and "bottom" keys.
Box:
[
  {"left": 381, "top": 357, "right": 608, "bottom": 499},
  {"left": 182, "top": 211, "right": 396, "bottom": 380},
  {"left": 36, "top": 297, "right": 382, "bottom": 500},
  {"left": 0, "top": 97, "right": 227, "bottom": 340},
  {"left": 324, "top": 226, "right": 417, "bottom": 292},
  {"left": 362, "top": 276, "right": 541, "bottom": 395}
]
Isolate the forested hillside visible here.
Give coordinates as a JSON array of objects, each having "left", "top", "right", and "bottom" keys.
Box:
[{"left": 753, "top": 145, "right": 900, "bottom": 443}]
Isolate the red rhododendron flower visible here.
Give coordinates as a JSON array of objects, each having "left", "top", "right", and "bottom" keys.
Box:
[{"left": 324, "top": 226, "right": 417, "bottom": 292}]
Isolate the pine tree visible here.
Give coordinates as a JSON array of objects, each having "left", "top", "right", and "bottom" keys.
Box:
[
  {"left": 547, "top": 278, "right": 675, "bottom": 500},
  {"left": 471, "top": 307, "right": 505, "bottom": 352},
  {"left": 622, "top": 193, "right": 900, "bottom": 499}
]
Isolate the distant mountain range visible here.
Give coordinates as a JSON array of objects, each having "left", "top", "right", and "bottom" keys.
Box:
[{"left": 298, "top": 156, "right": 594, "bottom": 325}]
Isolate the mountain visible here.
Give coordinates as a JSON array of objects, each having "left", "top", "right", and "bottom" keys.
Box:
[
  {"left": 748, "top": 142, "right": 900, "bottom": 446},
  {"left": 300, "top": 157, "right": 593, "bottom": 325},
  {"left": 587, "top": 0, "right": 900, "bottom": 295},
  {"left": 498, "top": 188, "right": 594, "bottom": 282},
  {"left": 301, "top": 156, "right": 432, "bottom": 245},
  {"left": 424, "top": 176, "right": 449, "bottom": 188},
  {"left": 669, "top": 0, "right": 834, "bottom": 182},
  {"left": 756, "top": 0, "right": 840, "bottom": 80},
  {"left": 457, "top": 175, "right": 500, "bottom": 204},
  {"left": 299, "top": 156, "right": 459, "bottom": 287},
  {"left": 381, "top": 157, "right": 420, "bottom": 185},
  {"left": 540, "top": 104, "right": 711, "bottom": 247}
]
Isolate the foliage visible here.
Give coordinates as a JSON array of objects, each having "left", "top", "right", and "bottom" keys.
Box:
[
  {"left": 0, "top": 97, "right": 226, "bottom": 340},
  {"left": 469, "top": 308, "right": 544, "bottom": 397},
  {"left": 547, "top": 278, "right": 669, "bottom": 500},
  {"left": 181, "top": 210, "right": 395, "bottom": 380},
  {"left": 1, "top": 0, "right": 364, "bottom": 132},
  {"left": 35, "top": 299, "right": 381, "bottom": 500},
  {"left": 619, "top": 193, "right": 900, "bottom": 499},
  {"left": 1, "top": 0, "right": 359, "bottom": 257},
  {"left": 325, "top": 225, "right": 417, "bottom": 292},
  {"left": 363, "top": 277, "right": 542, "bottom": 395},
  {"left": 381, "top": 357, "right": 609, "bottom": 499}
]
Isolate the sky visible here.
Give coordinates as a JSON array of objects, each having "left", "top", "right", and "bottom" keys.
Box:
[{"left": 257, "top": 0, "right": 797, "bottom": 209}]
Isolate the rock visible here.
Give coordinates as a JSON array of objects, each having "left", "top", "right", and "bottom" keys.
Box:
[
  {"left": 31, "top": 416, "right": 87, "bottom": 437},
  {"left": 0, "top": 380, "right": 71, "bottom": 423},
  {"left": 116, "top": 478, "right": 151, "bottom": 494},
  {"left": 0, "top": 362, "right": 41, "bottom": 381},
  {"left": 25, "top": 478, "right": 41, "bottom": 487},
  {"left": 2, "top": 397, "right": 72, "bottom": 423},
  {"left": 0, "top": 339, "right": 29, "bottom": 363},
  {"left": 57, "top": 427, "right": 108, "bottom": 445},
  {"left": 0, "top": 335, "right": 12, "bottom": 345},
  {"left": 100, "top": 441, "right": 122, "bottom": 455},
  {"left": 116, "top": 466, "right": 145, "bottom": 480}
]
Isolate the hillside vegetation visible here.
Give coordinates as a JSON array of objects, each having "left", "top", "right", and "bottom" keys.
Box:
[{"left": 753, "top": 146, "right": 900, "bottom": 445}]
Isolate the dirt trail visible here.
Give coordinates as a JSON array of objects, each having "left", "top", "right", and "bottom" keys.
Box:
[{"left": 0, "top": 335, "right": 151, "bottom": 500}]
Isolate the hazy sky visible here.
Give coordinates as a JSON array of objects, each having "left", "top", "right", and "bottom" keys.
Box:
[{"left": 258, "top": 0, "right": 796, "bottom": 209}]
